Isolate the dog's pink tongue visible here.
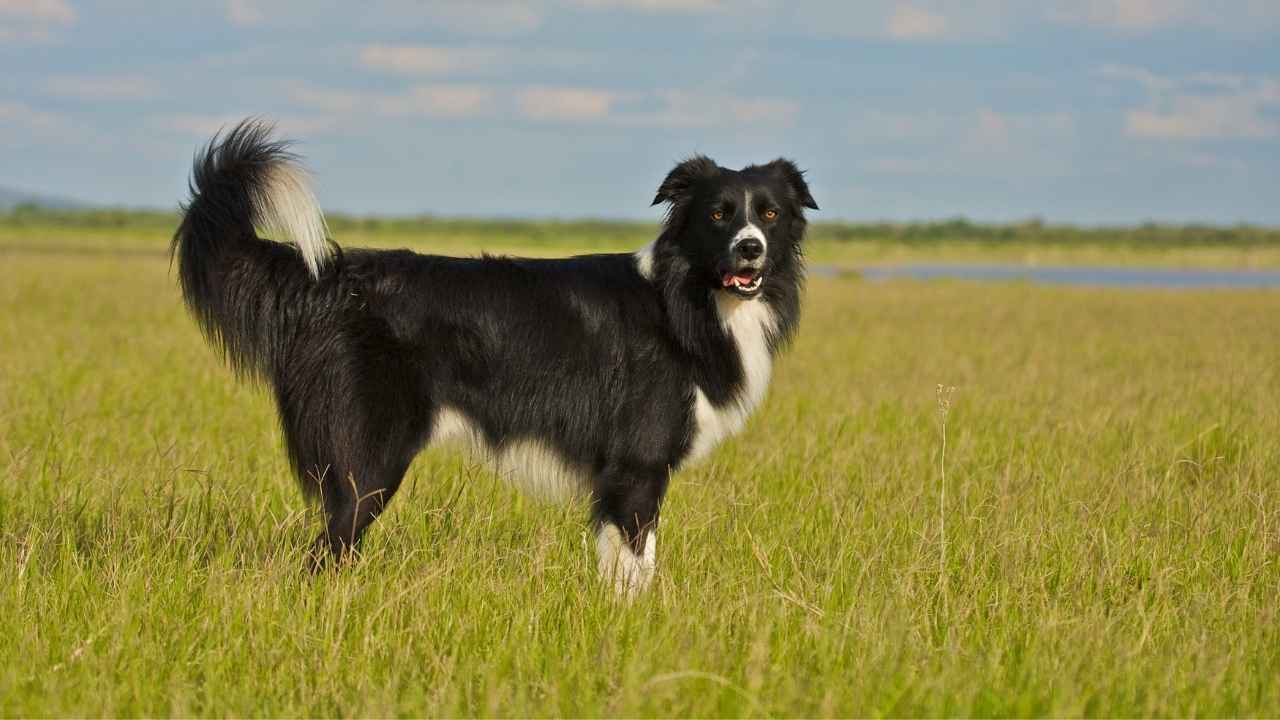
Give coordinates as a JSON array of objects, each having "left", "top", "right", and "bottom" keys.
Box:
[{"left": 721, "top": 272, "right": 737, "bottom": 287}]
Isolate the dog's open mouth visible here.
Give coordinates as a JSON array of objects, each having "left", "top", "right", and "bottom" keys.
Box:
[{"left": 721, "top": 269, "right": 764, "bottom": 297}]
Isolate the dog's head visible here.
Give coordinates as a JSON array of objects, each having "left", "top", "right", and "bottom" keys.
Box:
[{"left": 651, "top": 156, "right": 817, "bottom": 300}]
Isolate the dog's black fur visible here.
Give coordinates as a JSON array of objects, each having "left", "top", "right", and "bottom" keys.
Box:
[{"left": 172, "top": 120, "right": 816, "bottom": 577}]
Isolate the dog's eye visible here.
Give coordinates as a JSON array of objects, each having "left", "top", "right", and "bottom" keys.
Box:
[
  {"left": 711, "top": 210, "right": 724, "bottom": 221},
  {"left": 763, "top": 209, "right": 778, "bottom": 221}
]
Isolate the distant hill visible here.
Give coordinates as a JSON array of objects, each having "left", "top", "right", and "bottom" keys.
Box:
[{"left": 0, "top": 185, "right": 88, "bottom": 211}]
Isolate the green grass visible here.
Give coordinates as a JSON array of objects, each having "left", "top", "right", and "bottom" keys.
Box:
[{"left": 1, "top": 223, "right": 1279, "bottom": 716}]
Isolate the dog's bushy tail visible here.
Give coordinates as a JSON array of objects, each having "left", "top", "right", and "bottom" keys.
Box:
[{"left": 172, "top": 118, "right": 334, "bottom": 378}]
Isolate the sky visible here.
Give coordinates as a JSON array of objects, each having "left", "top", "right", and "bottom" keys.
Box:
[{"left": 1, "top": 0, "right": 1278, "bottom": 224}]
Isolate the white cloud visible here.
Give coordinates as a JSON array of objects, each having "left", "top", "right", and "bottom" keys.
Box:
[
  {"left": 225, "top": 0, "right": 263, "bottom": 26},
  {"left": 854, "top": 110, "right": 951, "bottom": 140},
  {"left": 0, "top": 0, "right": 74, "bottom": 22},
  {"left": 1103, "top": 65, "right": 1280, "bottom": 139},
  {"left": 0, "top": 0, "right": 74, "bottom": 42},
  {"left": 517, "top": 86, "right": 798, "bottom": 128},
  {"left": 972, "top": 108, "right": 1074, "bottom": 150},
  {"left": 1051, "top": 0, "right": 1189, "bottom": 31},
  {"left": 290, "top": 80, "right": 796, "bottom": 130},
  {"left": 379, "top": 84, "right": 496, "bottom": 117},
  {"left": 972, "top": 108, "right": 1010, "bottom": 147},
  {"left": 571, "top": 0, "right": 724, "bottom": 12},
  {"left": 289, "top": 86, "right": 363, "bottom": 114},
  {"left": 784, "top": 0, "right": 1279, "bottom": 41},
  {"left": 359, "top": 45, "right": 502, "bottom": 76},
  {"left": 618, "top": 89, "right": 798, "bottom": 129},
  {"left": 518, "top": 86, "right": 615, "bottom": 122},
  {"left": 357, "top": 43, "right": 591, "bottom": 78},
  {"left": 191, "top": 0, "right": 1280, "bottom": 43},
  {"left": 1051, "top": 0, "right": 1280, "bottom": 33},
  {"left": 1097, "top": 64, "right": 1174, "bottom": 94},
  {"left": 215, "top": 1, "right": 542, "bottom": 35},
  {"left": 422, "top": 1, "right": 543, "bottom": 35},
  {"left": 781, "top": 1, "right": 1015, "bottom": 42},
  {"left": 886, "top": 4, "right": 948, "bottom": 39},
  {"left": 1176, "top": 151, "right": 1247, "bottom": 172},
  {"left": 853, "top": 107, "right": 1077, "bottom": 177},
  {"left": 852, "top": 107, "right": 1071, "bottom": 144},
  {"left": 0, "top": 99, "right": 64, "bottom": 128},
  {"left": 290, "top": 83, "right": 496, "bottom": 119},
  {"left": 0, "top": 99, "right": 77, "bottom": 144},
  {"left": 1127, "top": 100, "right": 1276, "bottom": 140},
  {"left": 45, "top": 74, "right": 155, "bottom": 100}
]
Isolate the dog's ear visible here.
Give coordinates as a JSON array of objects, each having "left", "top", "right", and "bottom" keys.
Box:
[
  {"left": 652, "top": 155, "right": 719, "bottom": 206},
  {"left": 764, "top": 158, "right": 818, "bottom": 210}
]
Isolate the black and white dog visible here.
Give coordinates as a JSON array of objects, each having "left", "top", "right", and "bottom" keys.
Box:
[{"left": 172, "top": 120, "right": 817, "bottom": 596}]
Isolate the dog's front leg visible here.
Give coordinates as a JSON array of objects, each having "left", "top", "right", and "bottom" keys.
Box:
[{"left": 593, "top": 465, "right": 668, "bottom": 598}]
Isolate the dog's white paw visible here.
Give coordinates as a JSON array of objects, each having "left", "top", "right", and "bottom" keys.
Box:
[{"left": 596, "top": 524, "right": 656, "bottom": 599}]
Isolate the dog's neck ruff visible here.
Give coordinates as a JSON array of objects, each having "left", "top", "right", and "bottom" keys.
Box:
[
  {"left": 686, "top": 292, "right": 777, "bottom": 464},
  {"left": 633, "top": 238, "right": 779, "bottom": 465}
]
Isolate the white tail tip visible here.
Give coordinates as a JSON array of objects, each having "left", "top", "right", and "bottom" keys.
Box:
[{"left": 252, "top": 161, "right": 331, "bottom": 278}]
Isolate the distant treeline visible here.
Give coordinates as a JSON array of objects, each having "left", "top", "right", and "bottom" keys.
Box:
[{"left": 2, "top": 204, "right": 1277, "bottom": 248}]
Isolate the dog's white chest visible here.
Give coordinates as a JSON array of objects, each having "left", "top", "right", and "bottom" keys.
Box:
[{"left": 685, "top": 296, "right": 776, "bottom": 464}]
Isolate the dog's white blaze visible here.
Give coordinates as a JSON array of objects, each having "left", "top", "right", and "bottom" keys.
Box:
[
  {"left": 430, "top": 406, "right": 588, "bottom": 502},
  {"left": 252, "top": 162, "right": 331, "bottom": 278},
  {"left": 732, "top": 190, "right": 766, "bottom": 254},
  {"left": 634, "top": 238, "right": 657, "bottom": 280},
  {"left": 686, "top": 295, "right": 776, "bottom": 463},
  {"left": 596, "top": 523, "right": 656, "bottom": 598}
]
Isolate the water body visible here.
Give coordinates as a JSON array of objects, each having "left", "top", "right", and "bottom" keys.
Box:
[{"left": 849, "top": 264, "right": 1280, "bottom": 289}]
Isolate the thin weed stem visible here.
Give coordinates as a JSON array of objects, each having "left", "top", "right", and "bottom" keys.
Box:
[{"left": 936, "top": 384, "right": 955, "bottom": 621}]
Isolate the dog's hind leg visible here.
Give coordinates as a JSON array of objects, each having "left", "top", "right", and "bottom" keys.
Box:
[
  {"left": 592, "top": 462, "right": 669, "bottom": 598},
  {"left": 305, "top": 450, "right": 415, "bottom": 569},
  {"left": 277, "top": 337, "right": 431, "bottom": 570}
]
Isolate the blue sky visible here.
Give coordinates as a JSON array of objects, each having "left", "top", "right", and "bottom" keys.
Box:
[{"left": 1, "top": 0, "right": 1278, "bottom": 223}]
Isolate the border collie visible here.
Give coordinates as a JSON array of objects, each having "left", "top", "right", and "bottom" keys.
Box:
[{"left": 172, "top": 119, "right": 817, "bottom": 596}]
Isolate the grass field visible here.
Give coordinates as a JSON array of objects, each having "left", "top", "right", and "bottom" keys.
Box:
[
  {"left": 6, "top": 208, "right": 1280, "bottom": 269},
  {"left": 2, "top": 217, "right": 1279, "bottom": 716}
]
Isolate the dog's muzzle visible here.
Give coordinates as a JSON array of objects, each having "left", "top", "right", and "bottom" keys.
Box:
[{"left": 721, "top": 238, "right": 765, "bottom": 297}]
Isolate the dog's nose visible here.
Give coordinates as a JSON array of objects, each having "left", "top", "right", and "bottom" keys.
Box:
[{"left": 736, "top": 238, "right": 764, "bottom": 261}]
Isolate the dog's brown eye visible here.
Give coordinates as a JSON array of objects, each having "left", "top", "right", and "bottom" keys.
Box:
[
  {"left": 711, "top": 210, "right": 724, "bottom": 221},
  {"left": 763, "top": 209, "right": 778, "bottom": 221}
]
